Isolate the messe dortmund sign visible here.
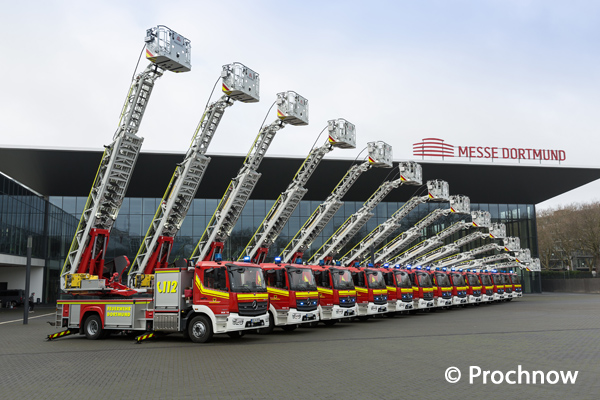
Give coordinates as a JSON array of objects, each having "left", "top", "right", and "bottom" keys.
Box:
[{"left": 413, "top": 138, "right": 566, "bottom": 162}]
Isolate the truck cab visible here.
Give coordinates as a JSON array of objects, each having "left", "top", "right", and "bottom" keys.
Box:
[
  {"left": 310, "top": 263, "right": 357, "bottom": 324},
  {"left": 462, "top": 270, "right": 483, "bottom": 304},
  {"left": 510, "top": 271, "right": 523, "bottom": 298},
  {"left": 260, "top": 259, "right": 319, "bottom": 332},
  {"left": 380, "top": 265, "right": 414, "bottom": 312},
  {"left": 429, "top": 267, "right": 453, "bottom": 308},
  {"left": 448, "top": 268, "right": 468, "bottom": 306},
  {"left": 476, "top": 271, "right": 495, "bottom": 302},
  {"left": 191, "top": 259, "right": 270, "bottom": 341},
  {"left": 347, "top": 264, "right": 388, "bottom": 317},
  {"left": 501, "top": 272, "right": 514, "bottom": 300},
  {"left": 490, "top": 271, "right": 506, "bottom": 301},
  {"left": 405, "top": 266, "right": 434, "bottom": 310}
]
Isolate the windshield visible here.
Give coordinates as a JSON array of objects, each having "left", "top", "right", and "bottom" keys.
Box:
[
  {"left": 480, "top": 274, "right": 492, "bottom": 285},
  {"left": 394, "top": 271, "right": 412, "bottom": 288},
  {"left": 451, "top": 273, "right": 466, "bottom": 286},
  {"left": 435, "top": 272, "right": 452, "bottom": 287},
  {"left": 331, "top": 269, "right": 354, "bottom": 290},
  {"left": 511, "top": 275, "right": 521, "bottom": 284},
  {"left": 287, "top": 267, "right": 318, "bottom": 291},
  {"left": 227, "top": 265, "right": 267, "bottom": 293},
  {"left": 365, "top": 269, "right": 386, "bottom": 289},
  {"left": 467, "top": 274, "right": 480, "bottom": 286},
  {"left": 417, "top": 272, "right": 432, "bottom": 287},
  {"left": 502, "top": 275, "right": 511, "bottom": 284},
  {"left": 492, "top": 275, "right": 503, "bottom": 285}
]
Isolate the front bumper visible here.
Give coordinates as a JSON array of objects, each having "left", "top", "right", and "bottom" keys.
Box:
[
  {"left": 514, "top": 292, "right": 523, "bottom": 298},
  {"left": 493, "top": 293, "right": 505, "bottom": 301},
  {"left": 414, "top": 298, "right": 434, "bottom": 309},
  {"left": 320, "top": 304, "right": 357, "bottom": 320},
  {"left": 481, "top": 294, "right": 494, "bottom": 302},
  {"left": 226, "top": 313, "right": 269, "bottom": 332},
  {"left": 452, "top": 296, "right": 468, "bottom": 305},
  {"left": 389, "top": 300, "right": 413, "bottom": 312},
  {"left": 435, "top": 297, "right": 452, "bottom": 307},
  {"left": 357, "top": 302, "right": 388, "bottom": 316},
  {"left": 286, "top": 308, "right": 319, "bottom": 325},
  {"left": 468, "top": 295, "right": 482, "bottom": 304}
]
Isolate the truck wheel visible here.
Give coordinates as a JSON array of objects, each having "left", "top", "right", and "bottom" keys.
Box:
[
  {"left": 188, "top": 315, "right": 213, "bottom": 343},
  {"left": 227, "top": 331, "right": 245, "bottom": 339},
  {"left": 257, "top": 311, "right": 275, "bottom": 335},
  {"left": 84, "top": 315, "right": 104, "bottom": 340}
]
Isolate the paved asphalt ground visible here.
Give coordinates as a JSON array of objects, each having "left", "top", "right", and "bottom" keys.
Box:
[{"left": 0, "top": 293, "right": 598, "bottom": 400}]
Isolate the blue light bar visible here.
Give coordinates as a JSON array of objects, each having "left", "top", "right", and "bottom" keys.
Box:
[
  {"left": 214, "top": 253, "right": 223, "bottom": 262},
  {"left": 243, "top": 256, "right": 251, "bottom": 262},
  {"left": 274, "top": 256, "right": 282, "bottom": 264}
]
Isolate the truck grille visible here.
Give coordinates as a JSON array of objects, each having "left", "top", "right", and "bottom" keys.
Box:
[
  {"left": 238, "top": 300, "right": 268, "bottom": 317},
  {"left": 423, "top": 292, "right": 433, "bottom": 300},
  {"left": 296, "top": 299, "right": 318, "bottom": 312},
  {"left": 339, "top": 296, "right": 355, "bottom": 308},
  {"left": 373, "top": 295, "right": 387, "bottom": 305}
]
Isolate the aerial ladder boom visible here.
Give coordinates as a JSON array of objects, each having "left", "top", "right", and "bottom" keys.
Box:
[
  {"left": 190, "top": 91, "right": 309, "bottom": 263},
  {"left": 280, "top": 141, "right": 394, "bottom": 263},
  {"left": 338, "top": 180, "right": 450, "bottom": 266},
  {"left": 308, "top": 161, "right": 422, "bottom": 265},
  {"left": 60, "top": 26, "right": 191, "bottom": 291},
  {"left": 372, "top": 195, "right": 471, "bottom": 265},
  {"left": 410, "top": 222, "right": 506, "bottom": 265},
  {"left": 391, "top": 211, "right": 491, "bottom": 264},
  {"left": 430, "top": 237, "right": 521, "bottom": 269},
  {"left": 240, "top": 119, "right": 357, "bottom": 264},
  {"left": 127, "top": 63, "right": 259, "bottom": 288}
]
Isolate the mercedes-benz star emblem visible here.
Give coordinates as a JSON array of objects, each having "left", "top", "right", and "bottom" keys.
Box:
[{"left": 251, "top": 300, "right": 258, "bottom": 310}]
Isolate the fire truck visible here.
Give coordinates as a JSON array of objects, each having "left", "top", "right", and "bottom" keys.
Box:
[
  {"left": 257, "top": 258, "right": 320, "bottom": 332},
  {"left": 404, "top": 266, "right": 435, "bottom": 310},
  {"left": 347, "top": 264, "right": 388, "bottom": 318},
  {"left": 475, "top": 270, "right": 495, "bottom": 302},
  {"left": 461, "top": 269, "right": 483, "bottom": 304},
  {"left": 426, "top": 267, "right": 454, "bottom": 308},
  {"left": 447, "top": 268, "right": 469, "bottom": 306},
  {"left": 310, "top": 263, "right": 357, "bottom": 324},
  {"left": 379, "top": 265, "right": 414, "bottom": 313}
]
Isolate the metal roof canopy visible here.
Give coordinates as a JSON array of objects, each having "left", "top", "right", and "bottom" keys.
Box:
[{"left": 1, "top": 147, "right": 599, "bottom": 205}]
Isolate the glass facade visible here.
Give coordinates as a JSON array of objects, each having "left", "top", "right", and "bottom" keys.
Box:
[
  {"left": 48, "top": 195, "right": 539, "bottom": 293},
  {"left": 0, "top": 173, "right": 78, "bottom": 303}
]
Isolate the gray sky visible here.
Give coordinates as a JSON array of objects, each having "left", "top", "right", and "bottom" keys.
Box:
[{"left": 1, "top": 0, "right": 599, "bottom": 209}]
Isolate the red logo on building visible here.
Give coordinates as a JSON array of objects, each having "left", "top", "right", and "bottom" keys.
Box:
[{"left": 413, "top": 138, "right": 454, "bottom": 157}]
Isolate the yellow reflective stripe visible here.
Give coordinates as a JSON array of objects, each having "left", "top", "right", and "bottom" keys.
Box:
[
  {"left": 267, "top": 287, "right": 290, "bottom": 296},
  {"left": 485, "top": 286, "right": 494, "bottom": 290},
  {"left": 295, "top": 291, "right": 319, "bottom": 297},
  {"left": 57, "top": 301, "right": 150, "bottom": 305},
  {"left": 472, "top": 286, "right": 482, "bottom": 290},
  {"left": 423, "top": 288, "right": 434, "bottom": 292},
  {"left": 338, "top": 290, "right": 356, "bottom": 296},
  {"left": 456, "top": 286, "right": 467, "bottom": 290},
  {"left": 355, "top": 287, "right": 368, "bottom": 293},
  {"left": 387, "top": 286, "right": 397, "bottom": 292},
  {"left": 237, "top": 293, "right": 268, "bottom": 300},
  {"left": 195, "top": 275, "right": 230, "bottom": 299},
  {"left": 372, "top": 289, "right": 387, "bottom": 295},
  {"left": 400, "top": 288, "right": 413, "bottom": 293},
  {"left": 317, "top": 287, "right": 334, "bottom": 295},
  {"left": 412, "top": 286, "right": 418, "bottom": 291}
]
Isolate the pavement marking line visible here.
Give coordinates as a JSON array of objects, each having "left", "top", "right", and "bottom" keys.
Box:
[{"left": 0, "top": 312, "right": 54, "bottom": 325}]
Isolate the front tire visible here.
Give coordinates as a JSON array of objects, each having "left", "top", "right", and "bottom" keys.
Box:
[
  {"left": 84, "top": 315, "right": 104, "bottom": 340},
  {"left": 257, "top": 311, "right": 275, "bottom": 335},
  {"left": 188, "top": 315, "right": 213, "bottom": 343}
]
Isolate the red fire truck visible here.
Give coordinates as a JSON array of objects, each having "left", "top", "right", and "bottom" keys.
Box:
[
  {"left": 380, "top": 264, "right": 414, "bottom": 313},
  {"left": 475, "top": 270, "right": 495, "bottom": 302},
  {"left": 428, "top": 267, "right": 454, "bottom": 308},
  {"left": 404, "top": 266, "right": 435, "bottom": 310},
  {"left": 347, "top": 263, "right": 388, "bottom": 318},
  {"left": 448, "top": 268, "right": 468, "bottom": 306},
  {"left": 50, "top": 258, "right": 270, "bottom": 343},
  {"left": 490, "top": 270, "right": 506, "bottom": 301},
  {"left": 509, "top": 271, "right": 523, "bottom": 298},
  {"left": 461, "top": 269, "right": 483, "bottom": 304},
  {"left": 258, "top": 258, "right": 319, "bottom": 332},
  {"left": 310, "top": 263, "right": 357, "bottom": 324}
]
